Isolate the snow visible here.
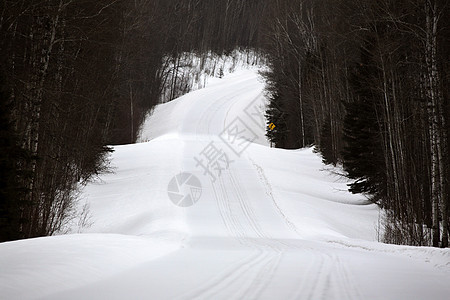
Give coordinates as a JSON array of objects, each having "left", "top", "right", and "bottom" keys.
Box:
[
  {"left": 157, "top": 50, "right": 264, "bottom": 103},
  {"left": 1, "top": 65, "right": 449, "bottom": 300}
]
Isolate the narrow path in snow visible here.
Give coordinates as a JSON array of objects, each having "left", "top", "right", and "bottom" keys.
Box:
[{"left": 1, "top": 68, "right": 449, "bottom": 300}]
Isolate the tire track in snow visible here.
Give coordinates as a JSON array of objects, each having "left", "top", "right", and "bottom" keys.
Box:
[
  {"left": 246, "top": 158, "right": 361, "bottom": 299},
  {"left": 184, "top": 78, "right": 303, "bottom": 298},
  {"left": 182, "top": 72, "right": 329, "bottom": 299},
  {"left": 227, "top": 170, "right": 285, "bottom": 299},
  {"left": 179, "top": 174, "right": 268, "bottom": 300},
  {"left": 221, "top": 91, "right": 264, "bottom": 135},
  {"left": 287, "top": 250, "right": 361, "bottom": 300},
  {"left": 193, "top": 78, "right": 256, "bottom": 137},
  {"left": 191, "top": 170, "right": 296, "bottom": 300},
  {"left": 181, "top": 170, "right": 288, "bottom": 299},
  {"left": 330, "top": 254, "right": 362, "bottom": 300},
  {"left": 248, "top": 157, "right": 302, "bottom": 237}
]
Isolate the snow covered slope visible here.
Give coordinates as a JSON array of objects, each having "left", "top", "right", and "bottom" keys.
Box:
[{"left": 1, "top": 67, "right": 449, "bottom": 300}]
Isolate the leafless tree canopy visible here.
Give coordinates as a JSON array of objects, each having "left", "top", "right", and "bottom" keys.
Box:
[{"left": 1, "top": 0, "right": 448, "bottom": 247}]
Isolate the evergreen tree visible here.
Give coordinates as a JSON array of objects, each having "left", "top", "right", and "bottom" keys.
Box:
[
  {"left": 319, "top": 116, "right": 336, "bottom": 165},
  {"left": 0, "top": 75, "right": 31, "bottom": 242},
  {"left": 342, "top": 58, "right": 385, "bottom": 198},
  {"left": 265, "top": 92, "right": 288, "bottom": 148}
]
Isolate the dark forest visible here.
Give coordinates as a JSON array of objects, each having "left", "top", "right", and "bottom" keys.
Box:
[{"left": 1, "top": 0, "right": 448, "bottom": 247}]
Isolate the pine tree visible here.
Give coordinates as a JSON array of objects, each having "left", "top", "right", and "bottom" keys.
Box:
[
  {"left": 265, "top": 92, "right": 288, "bottom": 148},
  {"left": 342, "top": 58, "right": 385, "bottom": 198},
  {"left": 319, "top": 116, "right": 336, "bottom": 165},
  {"left": 0, "top": 75, "right": 31, "bottom": 242}
]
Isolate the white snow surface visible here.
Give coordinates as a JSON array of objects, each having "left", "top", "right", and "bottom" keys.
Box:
[{"left": 1, "top": 67, "right": 449, "bottom": 300}]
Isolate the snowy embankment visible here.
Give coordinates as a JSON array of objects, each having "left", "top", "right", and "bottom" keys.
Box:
[
  {"left": 158, "top": 50, "right": 264, "bottom": 103},
  {"left": 1, "top": 61, "right": 449, "bottom": 300}
]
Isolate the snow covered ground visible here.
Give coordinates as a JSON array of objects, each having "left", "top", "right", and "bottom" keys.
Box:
[{"left": 1, "top": 66, "right": 449, "bottom": 300}]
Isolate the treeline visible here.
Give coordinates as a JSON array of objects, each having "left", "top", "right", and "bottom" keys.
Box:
[
  {"left": 156, "top": 0, "right": 267, "bottom": 102},
  {"left": 0, "top": 0, "right": 267, "bottom": 242},
  {"left": 263, "top": 0, "right": 449, "bottom": 247},
  {"left": 0, "top": 0, "right": 163, "bottom": 241},
  {"left": 2, "top": 0, "right": 447, "bottom": 248}
]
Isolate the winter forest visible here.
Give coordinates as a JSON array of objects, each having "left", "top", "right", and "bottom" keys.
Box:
[{"left": 0, "top": 0, "right": 449, "bottom": 250}]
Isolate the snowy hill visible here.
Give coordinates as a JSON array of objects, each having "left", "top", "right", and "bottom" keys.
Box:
[{"left": 1, "top": 67, "right": 449, "bottom": 300}]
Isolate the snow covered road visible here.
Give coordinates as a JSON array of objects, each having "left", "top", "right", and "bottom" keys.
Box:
[{"left": 1, "top": 68, "right": 449, "bottom": 299}]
